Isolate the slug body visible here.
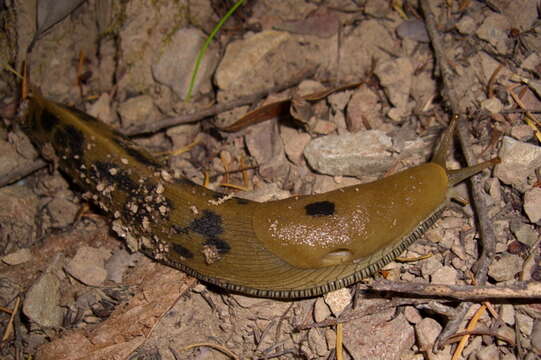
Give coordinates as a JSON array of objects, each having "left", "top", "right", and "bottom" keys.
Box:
[{"left": 23, "top": 92, "right": 496, "bottom": 298}]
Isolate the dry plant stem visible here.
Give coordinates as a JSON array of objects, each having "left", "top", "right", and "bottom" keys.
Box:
[
  {"left": 363, "top": 280, "right": 541, "bottom": 300},
  {"left": 451, "top": 304, "right": 486, "bottom": 360},
  {"left": 0, "top": 158, "right": 46, "bottom": 187},
  {"left": 121, "top": 69, "right": 316, "bottom": 136},
  {"left": 421, "top": 0, "right": 499, "bottom": 350}
]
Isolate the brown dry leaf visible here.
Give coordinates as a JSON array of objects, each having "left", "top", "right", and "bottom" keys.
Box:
[
  {"left": 36, "top": 260, "right": 196, "bottom": 360},
  {"left": 221, "top": 82, "right": 361, "bottom": 132}
]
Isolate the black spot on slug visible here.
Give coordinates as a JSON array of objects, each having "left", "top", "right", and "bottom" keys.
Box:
[
  {"left": 305, "top": 201, "right": 335, "bottom": 217},
  {"left": 189, "top": 210, "right": 223, "bottom": 238},
  {"left": 63, "top": 124, "right": 86, "bottom": 156},
  {"left": 203, "top": 237, "right": 231, "bottom": 254},
  {"left": 41, "top": 109, "right": 59, "bottom": 132},
  {"left": 170, "top": 242, "right": 194, "bottom": 259}
]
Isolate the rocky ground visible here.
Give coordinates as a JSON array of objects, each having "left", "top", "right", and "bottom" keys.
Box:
[{"left": 0, "top": 0, "right": 540, "bottom": 359}]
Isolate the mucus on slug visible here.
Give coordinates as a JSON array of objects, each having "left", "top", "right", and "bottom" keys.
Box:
[{"left": 22, "top": 90, "right": 499, "bottom": 299}]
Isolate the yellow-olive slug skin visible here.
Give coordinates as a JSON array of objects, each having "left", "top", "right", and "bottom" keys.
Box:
[{"left": 23, "top": 91, "right": 496, "bottom": 298}]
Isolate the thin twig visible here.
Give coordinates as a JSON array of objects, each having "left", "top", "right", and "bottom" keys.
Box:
[
  {"left": 362, "top": 280, "right": 541, "bottom": 300},
  {"left": 121, "top": 68, "right": 317, "bottom": 136},
  {"left": 420, "top": 0, "right": 500, "bottom": 350}
]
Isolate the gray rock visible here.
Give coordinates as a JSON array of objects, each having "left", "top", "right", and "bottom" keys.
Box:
[
  {"left": 304, "top": 130, "right": 394, "bottom": 177},
  {"left": 516, "top": 312, "right": 534, "bottom": 337},
  {"left": 215, "top": 30, "right": 296, "bottom": 99},
  {"left": 500, "top": 304, "right": 515, "bottom": 326},
  {"left": 374, "top": 57, "right": 414, "bottom": 121},
  {"left": 64, "top": 246, "right": 111, "bottom": 287},
  {"left": 494, "top": 136, "right": 541, "bottom": 192},
  {"left": 281, "top": 126, "right": 311, "bottom": 165},
  {"left": 323, "top": 288, "right": 351, "bottom": 317},
  {"left": 23, "top": 262, "right": 64, "bottom": 328},
  {"left": 152, "top": 28, "right": 218, "bottom": 99},
  {"left": 510, "top": 222, "right": 539, "bottom": 247},
  {"left": 0, "top": 185, "right": 39, "bottom": 254},
  {"left": 396, "top": 19, "right": 429, "bottom": 43},
  {"left": 511, "top": 124, "right": 534, "bottom": 142},
  {"left": 455, "top": 15, "right": 477, "bottom": 35},
  {"left": 431, "top": 266, "right": 457, "bottom": 285},
  {"left": 346, "top": 85, "right": 384, "bottom": 132},
  {"left": 476, "top": 344, "right": 499, "bottom": 360},
  {"left": 46, "top": 196, "right": 79, "bottom": 228},
  {"left": 488, "top": 254, "right": 523, "bottom": 282},
  {"left": 415, "top": 317, "right": 443, "bottom": 355},
  {"left": 2, "top": 248, "right": 32, "bottom": 265},
  {"left": 524, "top": 188, "right": 541, "bottom": 223},
  {"left": 531, "top": 320, "right": 541, "bottom": 355},
  {"left": 346, "top": 313, "right": 414, "bottom": 360},
  {"left": 118, "top": 95, "right": 159, "bottom": 128},
  {"left": 313, "top": 297, "right": 331, "bottom": 323},
  {"left": 476, "top": 13, "right": 511, "bottom": 54}
]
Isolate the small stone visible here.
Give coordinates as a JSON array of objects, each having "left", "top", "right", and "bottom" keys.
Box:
[
  {"left": 476, "top": 13, "right": 511, "bottom": 54},
  {"left": 510, "top": 125, "right": 534, "bottom": 142},
  {"left": 476, "top": 344, "right": 499, "bottom": 360},
  {"left": 531, "top": 320, "right": 541, "bottom": 354},
  {"left": 415, "top": 317, "right": 442, "bottom": 352},
  {"left": 310, "top": 119, "right": 337, "bottom": 135},
  {"left": 374, "top": 57, "right": 414, "bottom": 117},
  {"left": 510, "top": 222, "right": 539, "bottom": 247},
  {"left": 308, "top": 327, "right": 327, "bottom": 357},
  {"left": 481, "top": 97, "right": 503, "bottom": 114},
  {"left": 118, "top": 95, "right": 158, "bottom": 128},
  {"left": 46, "top": 197, "right": 79, "bottom": 228},
  {"left": 324, "top": 328, "right": 336, "bottom": 351},
  {"left": 346, "top": 85, "right": 383, "bottom": 132},
  {"left": 455, "top": 15, "right": 477, "bottom": 35},
  {"left": 314, "top": 298, "right": 331, "bottom": 322},
  {"left": 396, "top": 19, "right": 429, "bottom": 42},
  {"left": 86, "top": 92, "right": 115, "bottom": 125},
  {"left": 280, "top": 126, "right": 311, "bottom": 165},
  {"left": 345, "top": 313, "right": 414, "bottom": 359},
  {"left": 2, "top": 248, "right": 32, "bottom": 265},
  {"left": 524, "top": 187, "right": 541, "bottom": 223},
  {"left": 323, "top": 288, "right": 351, "bottom": 316},
  {"left": 488, "top": 254, "right": 523, "bottom": 282},
  {"left": 516, "top": 312, "right": 534, "bottom": 336},
  {"left": 463, "top": 336, "right": 483, "bottom": 358},
  {"left": 494, "top": 136, "right": 541, "bottom": 192},
  {"left": 327, "top": 91, "right": 352, "bottom": 112},
  {"left": 500, "top": 304, "right": 515, "bottom": 326},
  {"left": 421, "top": 254, "right": 443, "bottom": 278},
  {"left": 304, "top": 130, "right": 394, "bottom": 177},
  {"left": 431, "top": 266, "right": 457, "bottom": 285},
  {"left": 496, "top": 325, "right": 515, "bottom": 346},
  {"left": 23, "top": 265, "right": 64, "bottom": 328},
  {"left": 64, "top": 246, "right": 111, "bottom": 286},
  {"left": 152, "top": 28, "right": 218, "bottom": 99},
  {"left": 522, "top": 53, "right": 541, "bottom": 72},
  {"left": 404, "top": 306, "right": 423, "bottom": 324}
]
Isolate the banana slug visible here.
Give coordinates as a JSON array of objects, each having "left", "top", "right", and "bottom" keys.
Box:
[{"left": 22, "top": 90, "right": 498, "bottom": 298}]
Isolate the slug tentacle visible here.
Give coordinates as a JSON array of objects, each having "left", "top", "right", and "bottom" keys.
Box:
[{"left": 22, "top": 91, "right": 498, "bottom": 298}]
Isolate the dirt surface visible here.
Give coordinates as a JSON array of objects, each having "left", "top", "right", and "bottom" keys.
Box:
[{"left": 1, "top": 0, "right": 541, "bottom": 359}]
